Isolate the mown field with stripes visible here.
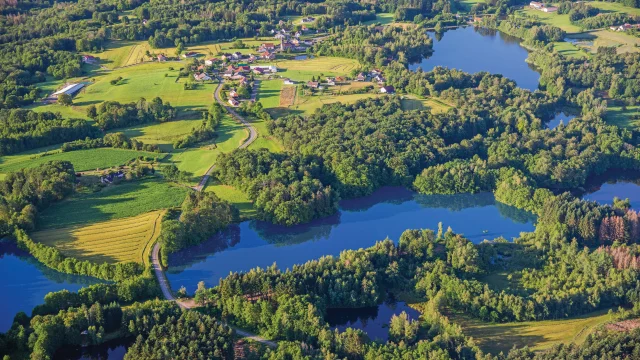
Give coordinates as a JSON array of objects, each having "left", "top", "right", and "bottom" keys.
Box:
[{"left": 32, "top": 210, "right": 165, "bottom": 265}]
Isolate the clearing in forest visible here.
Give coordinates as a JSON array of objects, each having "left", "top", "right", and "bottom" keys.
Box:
[
  {"left": 279, "top": 86, "right": 297, "bottom": 106},
  {"left": 32, "top": 210, "right": 165, "bottom": 265}
]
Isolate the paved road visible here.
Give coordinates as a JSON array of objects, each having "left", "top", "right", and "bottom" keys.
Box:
[
  {"left": 193, "top": 80, "right": 257, "bottom": 191},
  {"left": 151, "top": 79, "right": 273, "bottom": 346}
]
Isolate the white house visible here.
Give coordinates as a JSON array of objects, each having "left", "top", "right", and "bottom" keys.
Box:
[
  {"left": 194, "top": 73, "right": 211, "bottom": 81},
  {"left": 283, "top": 78, "right": 295, "bottom": 85},
  {"left": 380, "top": 85, "right": 395, "bottom": 94}
]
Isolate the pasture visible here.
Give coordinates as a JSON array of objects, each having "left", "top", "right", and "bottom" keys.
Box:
[
  {"left": 363, "top": 13, "right": 395, "bottom": 25},
  {"left": 32, "top": 210, "right": 165, "bottom": 265},
  {"left": 567, "top": 30, "right": 640, "bottom": 54},
  {"left": 449, "top": 309, "right": 613, "bottom": 354},
  {"left": 552, "top": 41, "right": 590, "bottom": 59},
  {"left": 113, "top": 118, "right": 205, "bottom": 152},
  {"left": 518, "top": 8, "right": 582, "bottom": 33},
  {"left": 36, "top": 178, "right": 187, "bottom": 230},
  {"left": 269, "top": 57, "right": 361, "bottom": 81},
  {"left": 606, "top": 105, "right": 640, "bottom": 129},
  {"left": 165, "top": 114, "right": 249, "bottom": 184},
  {"left": 401, "top": 96, "right": 453, "bottom": 114},
  {"left": 205, "top": 180, "right": 256, "bottom": 219},
  {"left": 0, "top": 148, "right": 158, "bottom": 177}
]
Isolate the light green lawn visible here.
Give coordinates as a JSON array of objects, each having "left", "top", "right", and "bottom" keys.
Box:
[
  {"left": 569, "top": 30, "right": 640, "bottom": 54},
  {"left": 458, "top": 0, "right": 486, "bottom": 12},
  {"left": 205, "top": 180, "right": 256, "bottom": 219},
  {"left": 553, "top": 41, "right": 590, "bottom": 59},
  {"left": 448, "top": 309, "right": 613, "bottom": 354},
  {"left": 588, "top": 1, "right": 640, "bottom": 16},
  {"left": 27, "top": 103, "right": 87, "bottom": 119},
  {"left": 0, "top": 148, "right": 158, "bottom": 176},
  {"left": 363, "top": 13, "right": 395, "bottom": 25},
  {"left": 268, "top": 57, "right": 361, "bottom": 81},
  {"left": 257, "top": 80, "right": 283, "bottom": 109},
  {"left": 294, "top": 92, "right": 383, "bottom": 114},
  {"left": 518, "top": 8, "right": 583, "bottom": 33},
  {"left": 164, "top": 114, "right": 248, "bottom": 184},
  {"left": 37, "top": 178, "right": 188, "bottom": 230},
  {"left": 113, "top": 118, "right": 204, "bottom": 152},
  {"left": 401, "top": 96, "right": 453, "bottom": 114},
  {"left": 606, "top": 105, "right": 640, "bottom": 129},
  {"left": 247, "top": 116, "right": 284, "bottom": 152},
  {"left": 72, "top": 63, "right": 216, "bottom": 113}
]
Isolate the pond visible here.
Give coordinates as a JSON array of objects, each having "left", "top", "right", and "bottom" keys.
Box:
[
  {"left": 547, "top": 112, "right": 576, "bottom": 129},
  {"left": 166, "top": 187, "right": 536, "bottom": 293},
  {"left": 409, "top": 26, "right": 540, "bottom": 91},
  {"left": 0, "top": 241, "right": 103, "bottom": 332},
  {"left": 582, "top": 173, "right": 640, "bottom": 209},
  {"left": 326, "top": 299, "right": 421, "bottom": 342},
  {"left": 294, "top": 55, "right": 314, "bottom": 60},
  {"left": 53, "top": 338, "right": 132, "bottom": 360}
]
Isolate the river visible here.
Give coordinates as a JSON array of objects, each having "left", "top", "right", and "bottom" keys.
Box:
[
  {"left": 167, "top": 188, "right": 536, "bottom": 293},
  {"left": 409, "top": 26, "right": 541, "bottom": 91}
]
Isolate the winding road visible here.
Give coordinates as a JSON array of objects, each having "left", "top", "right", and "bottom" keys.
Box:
[
  {"left": 151, "top": 79, "right": 274, "bottom": 346},
  {"left": 193, "top": 80, "right": 258, "bottom": 191}
]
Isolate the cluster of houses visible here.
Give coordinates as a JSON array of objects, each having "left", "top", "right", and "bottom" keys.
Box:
[
  {"left": 529, "top": 1, "right": 557, "bottom": 12},
  {"left": 609, "top": 23, "right": 640, "bottom": 32},
  {"left": 302, "top": 69, "right": 395, "bottom": 94}
]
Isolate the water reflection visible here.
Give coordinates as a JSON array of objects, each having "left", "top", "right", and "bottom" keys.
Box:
[
  {"left": 53, "top": 338, "right": 132, "bottom": 360},
  {"left": 409, "top": 26, "right": 540, "bottom": 91},
  {"left": 326, "top": 299, "right": 421, "bottom": 342},
  {"left": 0, "top": 241, "right": 103, "bottom": 332},
  {"left": 546, "top": 112, "right": 576, "bottom": 129},
  {"left": 582, "top": 172, "right": 640, "bottom": 208},
  {"left": 167, "top": 188, "right": 535, "bottom": 293}
]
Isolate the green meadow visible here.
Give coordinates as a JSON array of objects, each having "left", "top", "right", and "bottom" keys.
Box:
[
  {"left": 37, "top": 178, "right": 188, "bottom": 230},
  {"left": 0, "top": 148, "right": 158, "bottom": 177}
]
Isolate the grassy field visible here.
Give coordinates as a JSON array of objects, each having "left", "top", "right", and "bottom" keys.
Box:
[
  {"left": 552, "top": 41, "right": 590, "bottom": 59},
  {"left": 293, "top": 92, "right": 382, "bottom": 115},
  {"left": 588, "top": 1, "right": 640, "bottom": 16},
  {"left": 458, "top": 0, "right": 486, "bottom": 12},
  {"left": 518, "top": 8, "right": 583, "bottom": 33},
  {"left": 450, "top": 309, "right": 613, "bottom": 354},
  {"left": 363, "top": 13, "right": 395, "bottom": 25},
  {"left": 32, "top": 210, "right": 165, "bottom": 265},
  {"left": 205, "top": 180, "right": 256, "bottom": 219},
  {"left": 606, "top": 105, "right": 640, "bottom": 129},
  {"left": 113, "top": 118, "right": 204, "bottom": 152},
  {"left": 37, "top": 178, "right": 187, "bottom": 230},
  {"left": 567, "top": 30, "right": 640, "bottom": 54},
  {"left": 0, "top": 148, "right": 158, "bottom": 177},
  {"left": 164, "top": 114, "right": 248, "bottom": 184},
  {"left": 257, "top": 80, "right": 283, "bottom": 109},
  {"left": 32, "top": 63, "right": 216, "bottom": 120},
  {"left": 269, "top": 57, "right": 361, "bottom": 81},
  {"left": 401, "top": 96, "right": 453, "bottom": 114}
]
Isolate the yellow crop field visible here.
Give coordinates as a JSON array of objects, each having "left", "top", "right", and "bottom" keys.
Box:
[{"left": 31, "top": 210, "right": 165, "bottom": 265}]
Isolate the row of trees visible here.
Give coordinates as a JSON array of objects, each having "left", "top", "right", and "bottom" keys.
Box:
[
  {"left": 60, "top": 132, "right": 159, "bottom": 153},
  {"left": 87, "top": 97, "right": 176, "bottom": 130},
  {"left": 0, "top": 109, "right": 99, "bottom": 155}
]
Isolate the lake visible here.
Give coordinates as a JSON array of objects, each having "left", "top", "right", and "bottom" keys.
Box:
[
  {"left": 409, "top": 26, "right": 540, "bottom": 91},
  {"left": 326, "top": 299, "right": 421, "bottom": 342},
  {"left": 583, "top": 174, "right": 640, "bottom": 209},
  {"left": 53, "top": 338, "right": 132, "bottom": 360},
  {"left": 547, "top": 112, "right": 576, "bottom": 129},
  {"left": 167, "top": 187, "right": 536, "bottom": 293},
  {"left": 0, "top": 241, "right": 103, "bottom": 332}
]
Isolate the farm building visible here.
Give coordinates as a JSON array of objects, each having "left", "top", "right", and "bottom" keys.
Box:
[
  {"left": 82, "top": 55, "right": 98, "bottom": 64},
  {"left": 301, "top": 17, "right": 316, "bottom": 23},
  {"left": 205, "top": 58, "right": 218, "bottom": 65},
  {"left": 228, "top": 98, "right": 239, "bottom": 106},
  {"left": 307, "top": 81, "right": 319, "bottom": 89},
  {"left": 250, "top": 65, "right": 277, "bottom": 73},
  {"left": 283, "top": 78, "right": 295, "bottom": 85},
  {"left": 51, "top": 83, "right": 85, "bottom": 98},
  {"left": 157, "top": 54, "right": 167, "bottom": 62},
  {"left": 380, "top": 85, "right": 395, "bottom": 94},
  {"left": 182, "top": 52, "right": 199, "bottom": 58}
]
